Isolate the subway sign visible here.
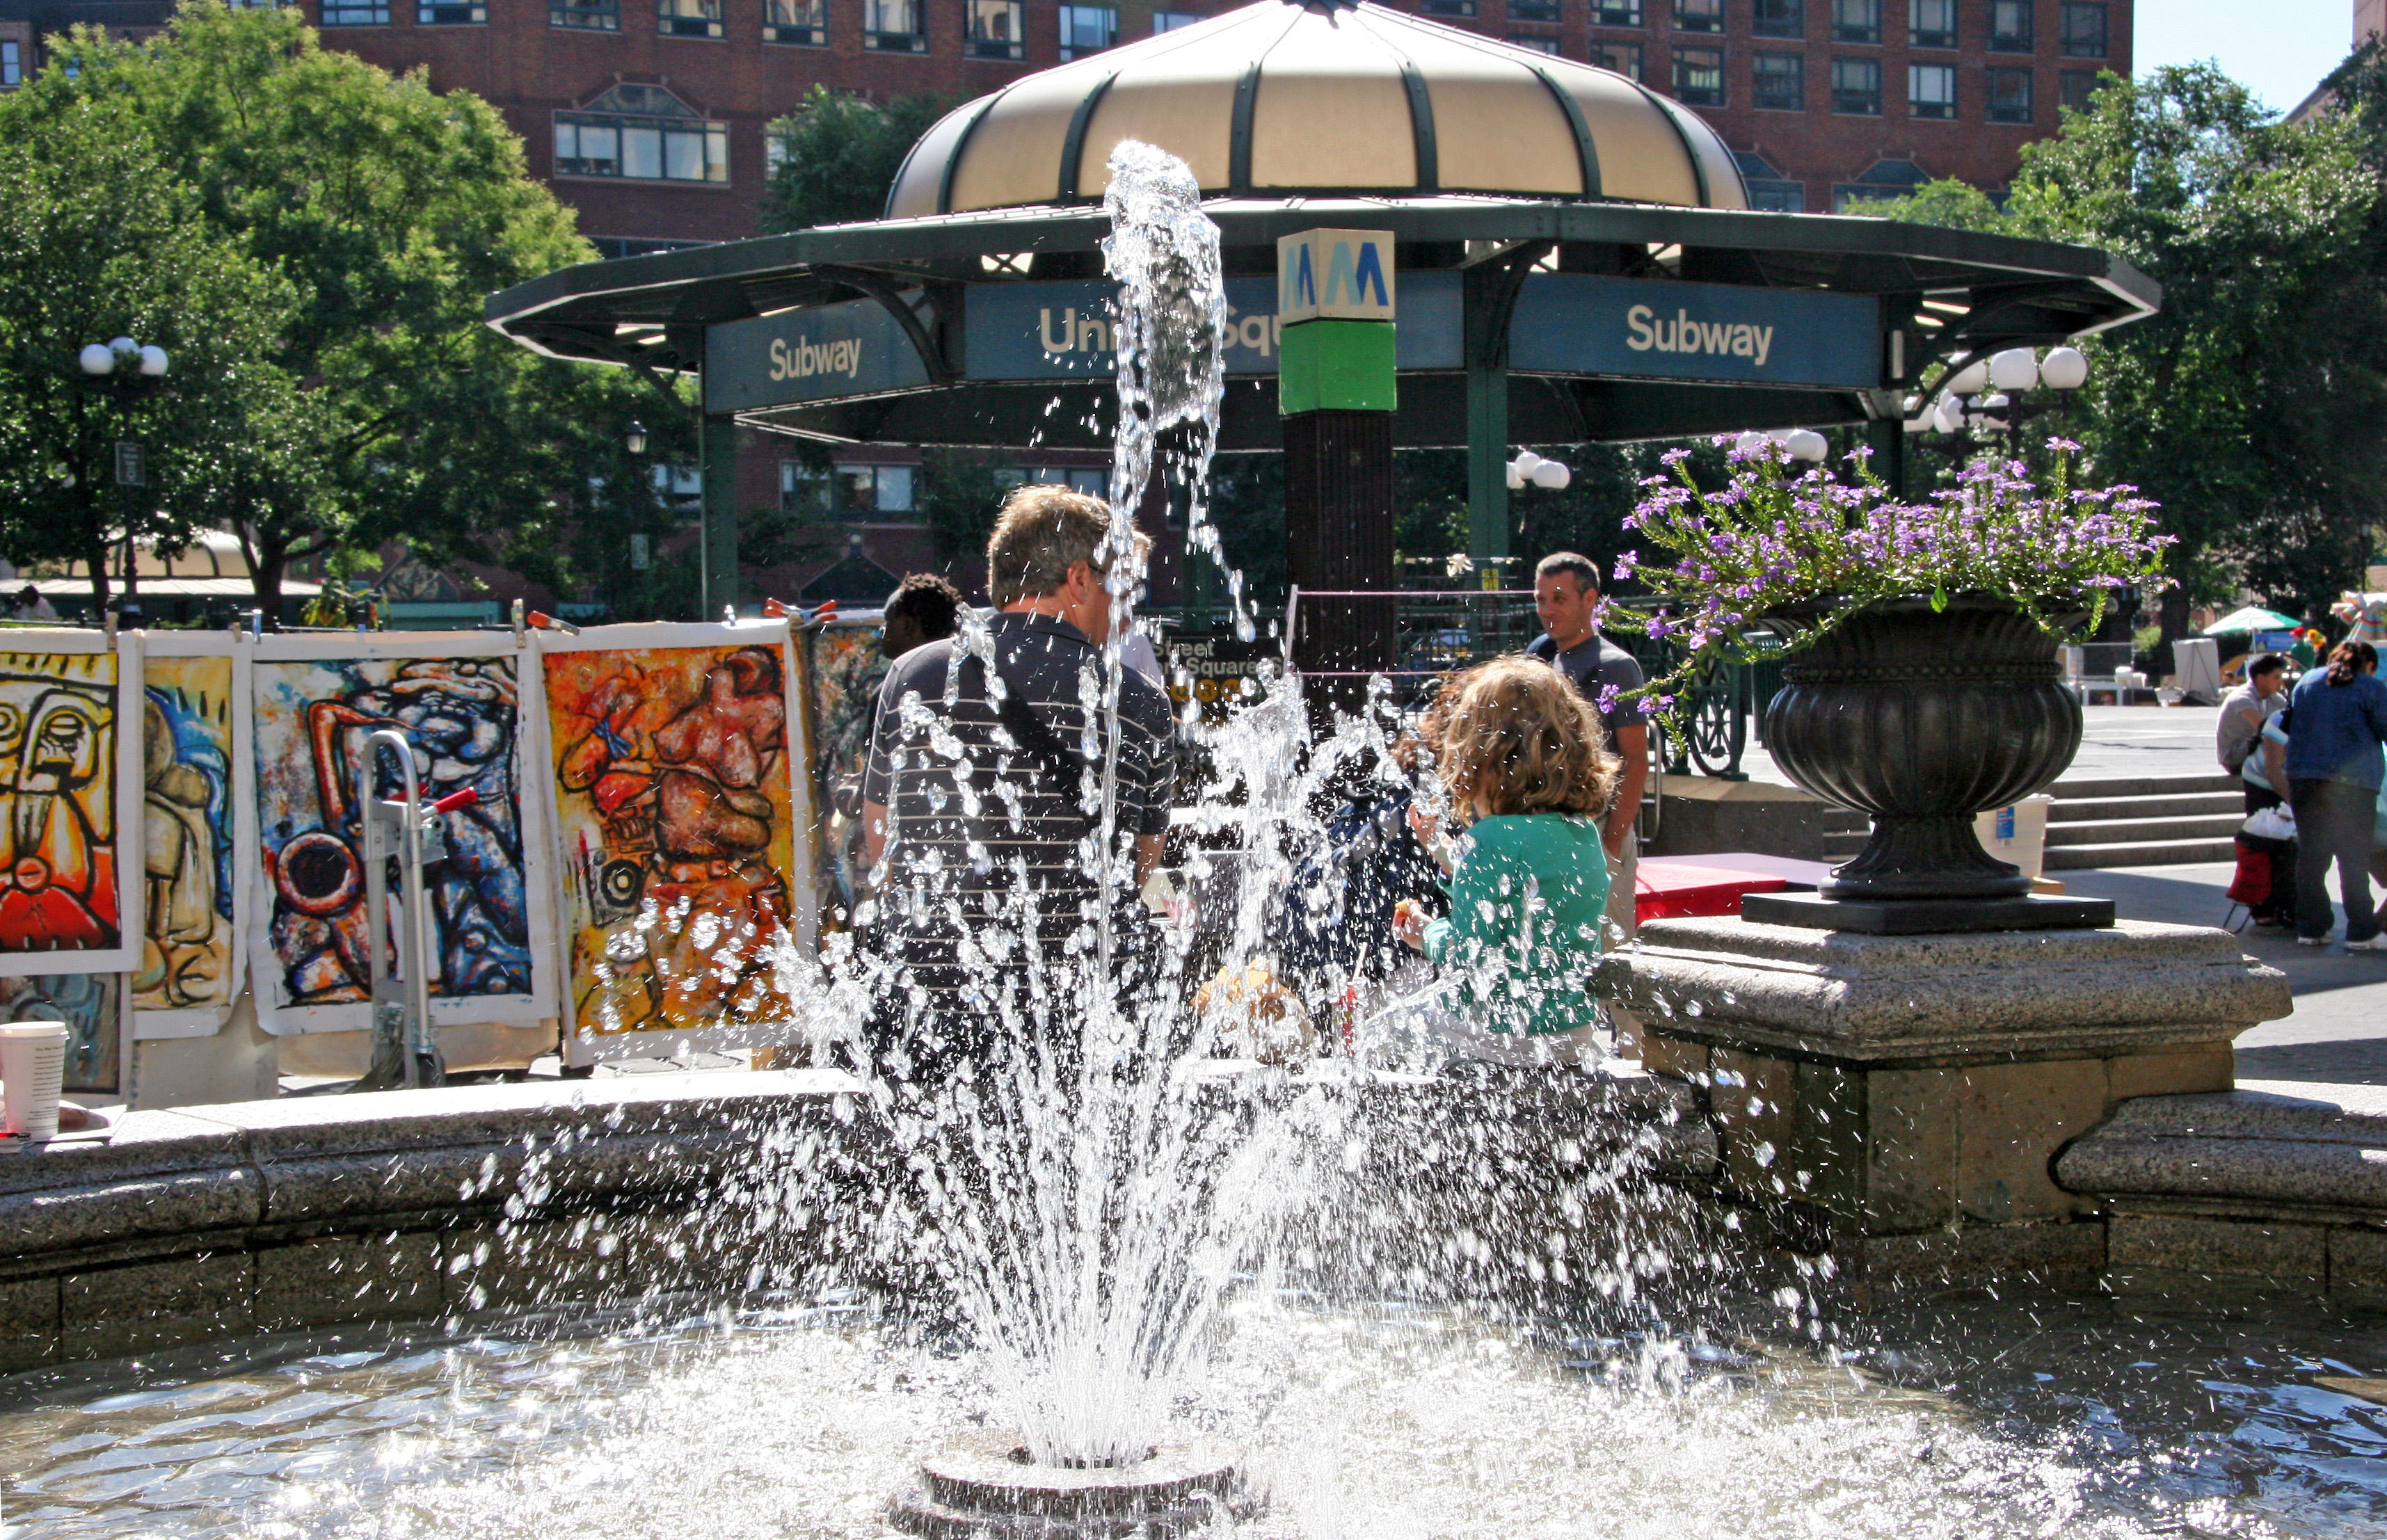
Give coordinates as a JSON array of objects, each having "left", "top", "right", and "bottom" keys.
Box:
[{"left": 703, "top": 273, "right": 1878, "bottom": 413}]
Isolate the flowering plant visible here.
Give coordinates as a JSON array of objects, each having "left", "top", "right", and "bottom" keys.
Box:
[{"left": 1596, "top": 435, "right": 2170, "bottom": 719}]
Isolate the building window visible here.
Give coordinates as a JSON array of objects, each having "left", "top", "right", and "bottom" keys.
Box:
[
  {"left": 1908, "top": 0, "right": 1954, "bottom": 47},
  {"left": 1510, "top": 0, "right": 1560, "bottom": 21},
  {"left": 1673, "top": 45, "right": 1723, "bottom": 104},
  {"left": 555, "top": 86, "right": 729, "bottom": 182},
  {"left": 1058, "top": 3, "right": 1115, "bottom": 56},
  {"left": 0, "top": 40, "right": 18, "bottom": 85},
  {"left": 321, "top": 0, "right": 390, "bottom": 24},
  {"left": 657, "top": 0, "right": 724, "bottom": 35},
  {"left": 763, "top": 0, "right": 824, "bottom": 41},
  {"left": 1753, "top": 52, "right": 1804, "bottom": 110},
  {"left": 1832, "top": 157, "right": 1926, "bottom": 210},
  {"left": 2060, "top": 67, "right": 2102, "bottom": 111},
  {"left": 1508, "top": 32, "right": 1560, "bottom": 50},
  {"left": 1986, "top": 65, "right": 2033, "bottom": 120},
  {"left": 653, "top": 465, "right": 703, "bottom": 518},
  {"left": 967, "top": 0, "right": 1021, "bottom": 56},
  {"left": 1151, "top": 8, "right": 1199, "bottom": 29},
  {"left": 865, "top": 0, "right": 926, "bottom": 48},
  {"left": 785, "top": 463, "right": 918, "bottom": 520},
  {"left": 1592, "top": 38, "right": 1643, "bottom": 77},
  {"left": 1674, "top": 0, "right": 1723, "bottom": 33},
  {"left": 417, "top": 0, "right": 484, "bottom": 22},
  {"left": 1026, "top": 467, "right": 1107, "bottom": 496},
  {"left": 1420, "top": 0, "right": 1476, "bottom": 15},
  {"left": 1831, "top": 0, "right": 1878, "bottom": 43},
  {"left": 1988, "top": 0, "right": 2029, "bottom": 51},
  {"left": 1753, "top": 0, "right": 1802, "bottom": 38},
  {"left": 1591, "top": 0, "right": 1640, "bottom": 21},
  {"left": 1830, "top": 56, "right": 1880, "bottom": 113},
  {"left": 553, "top": 0, "right": 618, "bottom": 29},
  {"left": 1908, "top": 61, "right": 1956, "bottom": 117},
  {"left": 2059, "top": 1, "right": 2104, "bottom": 57}
]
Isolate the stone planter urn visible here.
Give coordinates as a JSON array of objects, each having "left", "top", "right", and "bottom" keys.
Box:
[{"left": 1762, "top": 593, "right": 2081, "bottom": 903}]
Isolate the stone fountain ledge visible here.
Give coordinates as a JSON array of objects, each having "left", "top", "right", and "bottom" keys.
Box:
[
  {"left": 2054, "top": 1081, "right": 2387, "bottom": 1309},
  {"left": 0, "top": 1070, "right": 878, "bottom": 1372}
]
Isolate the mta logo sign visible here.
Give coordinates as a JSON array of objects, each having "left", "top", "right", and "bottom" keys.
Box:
[{"left": 1275, "top": 228, "right": 1396, "bottom": 324}]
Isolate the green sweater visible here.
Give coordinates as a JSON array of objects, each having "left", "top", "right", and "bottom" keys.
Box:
[{"left": 1420, "top": 814, "right": 1613, "bottom": 1036}]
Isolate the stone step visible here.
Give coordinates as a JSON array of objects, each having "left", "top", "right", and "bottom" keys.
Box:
[
  {"left": 2042, "top": 835, "right": 2237, "bottom": 869},
  {"left": 2046, "top": 770, "right": 2239, "bottom": 801},
  {"left": 2045, "top": 812, "right": 2245, "bottom": 847},
  {"left": 2049, "top": 792, "right": 2246, "bottom": 823}
]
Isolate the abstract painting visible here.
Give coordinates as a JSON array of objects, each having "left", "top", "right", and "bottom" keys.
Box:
[
  {"left": 0, "top": 637, "right": 138, "bottom": 976},
  {"left": 0, "top": 972, "right": 122, "bottom": 1095},
  {"left": 251, "top": 641, "right": 548, "bottom": 1032},
  {"left": 537, "top": 627, "right": 808, "bottom": 1049},
  {"left": 133, "top": 647, "right": 241, "bottom": 1024}
]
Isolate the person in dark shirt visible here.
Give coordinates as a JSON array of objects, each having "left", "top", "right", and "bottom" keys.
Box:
[
  {"left": 1523, "top": 552, "right": 1647, "bottom": 947},
  {"left": 879, "top": 572, "right": 964, "bottom": 659},
  {"left": 2284, "top": 640, "right": 2387, "bottom": 949},
  {"left": 859, "top": 485, "right": 1177, "bottom": 1082}
]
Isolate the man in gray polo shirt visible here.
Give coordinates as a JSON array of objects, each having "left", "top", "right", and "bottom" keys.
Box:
[
  {"left": 859, "top": 485, "right": 1176, "bottom": 1084},
  {"left": 1524, "top": 551, "right": 1649, "bottom": 949}
]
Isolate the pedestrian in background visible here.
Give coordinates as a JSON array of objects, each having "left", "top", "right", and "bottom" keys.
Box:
[
  {"left": 2218, "top": 653, "right": 2292, "bottom": 814},
  {"left": 2285, "top": 640, "right": 2387, "bottom": 951},
  {"left": 1524, "top": 552, "right": 1647, "bottom": 949}
]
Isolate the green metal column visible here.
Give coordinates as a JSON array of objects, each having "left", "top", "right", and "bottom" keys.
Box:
[
  {"left": 1462, "top": 266, "right": 1509, "bottom": 583},
  {"left": 698, "top": 410, "right": 740, "bottom": 620}
]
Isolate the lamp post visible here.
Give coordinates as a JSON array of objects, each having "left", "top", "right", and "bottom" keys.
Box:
[
  {"left": 74, "top": 336, "right": 170, "bottom": 624},
  {"left": 1908, "top": 345, "right": 2088, "bottom": 465},
  {"left": 622, "top": 422, "right": 653, "bottom": 576}
]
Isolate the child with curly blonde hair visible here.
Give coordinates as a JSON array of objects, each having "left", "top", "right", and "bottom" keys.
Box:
[{"left": 1392, "top": 656, "right": 1621, "bottom": 1066}]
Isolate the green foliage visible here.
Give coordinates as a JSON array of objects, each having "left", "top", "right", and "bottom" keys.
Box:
[
  {"left": 1864, "top": 63, "right": 2387, "bottom": 635},
  {"left": 918, "top": 450, "right": 1019, "bottom": 567},
  {"left": 0, "top": 92, "right": 313, "bottom": 608},
  {"left": 0, "top": 1, "right": 691, "bottom": 618},
  {"left": 760, "top": 86, "right": 952, "bottom": 233}
]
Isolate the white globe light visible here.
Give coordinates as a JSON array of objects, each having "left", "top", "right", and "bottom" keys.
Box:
[
  {"left": 136, "top": 345, "right": 168, "bottom": 377},
  {"left": 1506, "top": 463, "right": 1526, "bottom": 491},
  {"left": 1934, "top": 397, "right": 1965, "bottom": 434},
  {"left": 1733, "top": 431, "right": 1769, "bottom": 457},
  {"left": 1511, "top": 450, "right": 1543, "bottom": 476},
  {"left": 2041, "top": 345, "right": 2089, "bottom": 391},
  {"left": 79, "top": 344, "right": 116, "bottom": 376},
  {"left": 109, "top": 337, "right": 138, "bottom": 356},
  {"left": 1979, "top": 392, "right": 2011, "bottom": 410},
  {"left": 1785, "top": 429, "right": 1829, "bottom": 463},
  {"left": 1988, "top": 347, "right": 2040, "bottom": 393},
  {"left": 1531, "top": 460, "right": 1570, "bottom": 490},
  {"left": 1945, "top": 359, "right": 1988, "bottom": 396}
]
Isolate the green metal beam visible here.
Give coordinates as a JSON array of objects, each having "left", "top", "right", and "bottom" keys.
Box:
[{"left": 699, "top": 410, "right": 740, "bottom": 620}]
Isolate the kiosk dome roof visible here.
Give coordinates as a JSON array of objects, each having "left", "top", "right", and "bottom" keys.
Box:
[{"left": 885, "top": 0, "right": 1749, "bottom": 218}]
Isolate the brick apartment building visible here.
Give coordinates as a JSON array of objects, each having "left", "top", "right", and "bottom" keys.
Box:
[{"left": 0, "top": 0, "right": 2130, "bottom": 606}]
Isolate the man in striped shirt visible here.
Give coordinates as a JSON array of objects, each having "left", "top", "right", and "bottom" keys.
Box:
[{"left": 859, "top": 485, "right": 1176, "bottom": 1082}]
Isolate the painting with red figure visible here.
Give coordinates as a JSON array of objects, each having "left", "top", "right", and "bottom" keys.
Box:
[
  {"left": 0, "top": 645, "right": 129, "bottom": 969},
  {"left": 540, "top": 637, "right": 804, "bottom": 1043}
]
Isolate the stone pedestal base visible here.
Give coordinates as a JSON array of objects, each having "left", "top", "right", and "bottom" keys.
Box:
[{"left": 1597, "top": 918, "right": 2291, "bottom": 1292}]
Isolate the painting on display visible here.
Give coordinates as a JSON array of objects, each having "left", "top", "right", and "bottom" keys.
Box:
[
  {"left": 0, "top": 973, "right": 123, "bottom": 1095},
  {"left": 250, "top": 637, "right": 553, "bottom": 1034},
  {"left": 0, "top": 632, "right": 143, "bottom": 977},
  {"left": 798, "top": 618, "right": 886, "bottom": 915},
  {"left": 131, "top": 638, "right": 250, "bottom": 1036},
  {"left": 534, "top": 623, "right": 815, "bottom": 1059}
]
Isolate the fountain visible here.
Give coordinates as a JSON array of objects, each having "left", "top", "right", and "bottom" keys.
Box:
[{"left": 3, "top": 133, "right": 2386, "bottom": 1540}]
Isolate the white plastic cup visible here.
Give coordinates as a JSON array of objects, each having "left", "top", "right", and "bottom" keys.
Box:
[{"left": 0, "top": 1022, "right": 71, "bottom": 1141}]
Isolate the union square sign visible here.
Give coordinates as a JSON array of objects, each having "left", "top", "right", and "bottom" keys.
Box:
[{"left": 702, "top": 271, "right": 1882, "bottom": 415}]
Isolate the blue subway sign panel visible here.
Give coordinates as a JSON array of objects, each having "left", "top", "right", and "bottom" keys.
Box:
[
  {"left": 708, "top": 274, "right": 1881, "bottom": 412},
  {"left": 1509, "top": 273, "right": 1880, "bottom": 389},
  {"left": 703, "top": 296, "right": 931, "bottom": 414}
]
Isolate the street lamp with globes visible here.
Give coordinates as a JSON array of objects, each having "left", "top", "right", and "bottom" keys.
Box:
[
  {"left": 1908, "top": 344, "right": 2088, "bottom": 462},
  {"left": 72, "top": 336, "right": 170, "bottom": 623}
]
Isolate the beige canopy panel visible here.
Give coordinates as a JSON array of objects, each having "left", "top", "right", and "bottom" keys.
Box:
[{"left": 884, "top": 0, "right": 1749, "bottom": 218}]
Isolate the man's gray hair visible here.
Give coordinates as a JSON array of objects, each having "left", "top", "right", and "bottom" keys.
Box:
[
  {"left": 987, "top": 483, "right": 1115, "bottom": 604},
  {"left": 1535, "top": 552, "right": 1599, "bottom": 594}
]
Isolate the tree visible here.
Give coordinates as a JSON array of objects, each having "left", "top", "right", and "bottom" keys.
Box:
[
  {"left": 1867, "top": 65, "right": 2387, "bottom": 639},
  {"left": 0, "top": 2, "right": 689, "bottom": 621},
  {"left": 0, "top": 94, "right": 315, "bottom": 613},
  {"left": 760, "top": 86, "right": 955, "bottom": 233}
]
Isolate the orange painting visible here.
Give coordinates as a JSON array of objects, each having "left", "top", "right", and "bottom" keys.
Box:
[
  {"left": 543, "top": 642, "right": 801, "bottom": 1038},
  {"left": 0, "top": 650, "right": 120, "bottom": 960}
]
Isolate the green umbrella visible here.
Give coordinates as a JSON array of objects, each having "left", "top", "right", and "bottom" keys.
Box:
[{"left": 2202, "top": 604, "right": 2302, "bottom": 635}]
